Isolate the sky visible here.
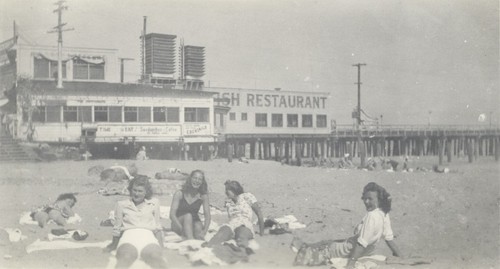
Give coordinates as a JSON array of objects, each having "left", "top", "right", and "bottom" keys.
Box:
[{"left": 1, "top": 0, "right": 498, "bottom": 125}]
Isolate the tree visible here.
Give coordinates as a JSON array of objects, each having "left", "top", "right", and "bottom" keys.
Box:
[{"left": 15, "top": 75, "right": 45, "bottom": 142}]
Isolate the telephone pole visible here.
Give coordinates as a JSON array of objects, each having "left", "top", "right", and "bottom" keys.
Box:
[
  {"left": 353, "top": 63, "right": 366, "bottom": 167},
  {"left": 352, "top": 63, "right": 366, "bottom": 129},
  {"left": 48, "top": 1, "right": 73, "bottom": 89}
]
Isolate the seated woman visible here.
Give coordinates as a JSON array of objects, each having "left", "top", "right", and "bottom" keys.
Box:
[
  {"left": 31, "top": 193, "right": 77, "bottom": 228},
  {"left": 207, "top": 180, "right": 264, "bottom": 249},
  {"left": 293, "top": 182, "right": 403, "bottom": 268},
  {"left": 104, "top": 177, "right": 166, "bottom": 269},
  {"left": 169, "top": 170, "right": 211, "bottom": 240}
]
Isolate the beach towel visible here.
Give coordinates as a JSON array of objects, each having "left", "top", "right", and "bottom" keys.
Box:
[
  {"left": 47, "top": 229, "right": 89, "bottom": 241},
  {"left": 19, "top": 212, "right": 82, "bottom": 225},
  {"left": 26, "top": 239, "right": 110, "bottom": 254},
  {"left": 385, "top": 256, "right": 432, "bottom": 266}
]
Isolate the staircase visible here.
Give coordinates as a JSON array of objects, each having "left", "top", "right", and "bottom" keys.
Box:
[{"left": 0, "top": 131, "right": 33, "bottom": 161}]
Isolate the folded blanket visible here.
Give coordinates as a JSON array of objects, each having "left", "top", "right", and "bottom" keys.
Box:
[{"left": 26, "top": 239, "right": 110, "bottom": 254}]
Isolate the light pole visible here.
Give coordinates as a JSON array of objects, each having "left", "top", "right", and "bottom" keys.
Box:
[
  {"left": 490, "top": 111, "right": 492, "bottom": 127},
  {"left": 380, "top": 114, "right": 383, "bottom": 127},
  {"left": 428, "top": 110, "right": 432, "bottom": 127}
]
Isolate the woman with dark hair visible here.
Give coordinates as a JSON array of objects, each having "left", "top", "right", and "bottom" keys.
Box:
[
  {"left": 104, "top": 177, "right": 166, "bottom": 268},
  {"left": 31, "top": 193, "right": 77, "bottom": 228},
  {"left": 170, "top": 170, "right": 211, "bottom": 240},
  {"left": 294, "top": 182, "right": 402, "bottom": 268},
  {"left": 207, "top": 180, "right": 264, "bottom": 249}
]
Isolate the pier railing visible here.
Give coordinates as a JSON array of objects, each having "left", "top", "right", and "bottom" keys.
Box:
[{"left": 332, "top": 124, "right": 500, "bottom": 138}]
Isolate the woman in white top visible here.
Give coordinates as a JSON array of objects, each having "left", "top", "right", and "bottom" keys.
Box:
[
  {"left": 294, "top": 182, "right": 403, "bottom": 268},
  {"left": 207, "top": 180, "right": 264, "bottom": 249}
]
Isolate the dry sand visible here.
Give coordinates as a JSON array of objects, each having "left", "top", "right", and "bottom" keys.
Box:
[{"left": 0, "top": 156, "right": 498, "bottom": 269}]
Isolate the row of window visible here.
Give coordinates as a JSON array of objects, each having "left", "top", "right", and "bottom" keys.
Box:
[
  {"left": 24, "top": 106, "right": 209, "bottom": 123},
  {"left": 34, "top": 58, "right": 105, "bottom": 80},
  {"left": 252, "top": 113, "right": 327, "bottom": 128}
]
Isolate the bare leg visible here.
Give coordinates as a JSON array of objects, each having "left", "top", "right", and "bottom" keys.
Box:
[
  {"left": 141, "top": 244, "right": 167, "bottom": 269},
  {"left": 234, "top": 226, "right": 253, "bottom": 248},
  {"left": 207, "top": 226, "right": 233, "bottom": 247},
  {"left": 48, "top": 210, "right": 67, "bottom": 226},
  {"left": 171, "top": 214, "right": 195, "bottom": 239},
  {"left": 33, "top": 212, "right": 50, "bottom": 228},
  {"left": 193, "top": 221, "right": 204, "bottom": 240},
  {"left": 116, "top": 243, "right": 138, "bottom": 268}
]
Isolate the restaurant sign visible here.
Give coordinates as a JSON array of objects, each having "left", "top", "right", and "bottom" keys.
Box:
[{"left": 183, "top": 124, "right": 211, "bottom": 136}]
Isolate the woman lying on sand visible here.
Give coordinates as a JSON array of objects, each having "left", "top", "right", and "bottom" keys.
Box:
[
  {"left": 104, "top": 177, "right": 167, "bottom": 268},
  {"left": 206, "top": 180, "right": 264, "bottom": 249},
  {"left": 30, "top": 193, "right": 77, "bottom": 228},
  {"left": 293, "top": 182, "right": 402, "bottom": 268},
  {"left": 170, "top": 169, "right": 211, "bottom": 240}
]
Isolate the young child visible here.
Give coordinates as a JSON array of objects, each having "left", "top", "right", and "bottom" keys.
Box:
[
  {"left": 30, "top": 193, "right": 77, "bottom": 228},
  {"left": 294, "top": 182, "right": 402, "bottom": 267}
]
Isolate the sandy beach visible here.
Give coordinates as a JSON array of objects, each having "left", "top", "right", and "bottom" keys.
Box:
[{"left": 0, "top": 156, "right": 498, "bottom": 269}]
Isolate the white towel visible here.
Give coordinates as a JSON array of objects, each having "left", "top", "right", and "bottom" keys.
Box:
[
  {"left": 26, "top": 239, "right": 110, "bottom": 254},
  {"left": 330, "top": 255, "right": 386, "bottom": 269}
]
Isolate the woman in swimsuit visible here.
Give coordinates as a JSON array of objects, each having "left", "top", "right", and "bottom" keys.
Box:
[
  {"left": 169, "top": 170, "right": 211, "bottom": 240},
  {"left": 31, "top": 193, "right": 77, "bottom": 228}
]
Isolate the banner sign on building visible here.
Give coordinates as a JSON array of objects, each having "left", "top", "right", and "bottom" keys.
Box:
[{"left": 96, "top": 125, "right": 181, "bottom": 137}]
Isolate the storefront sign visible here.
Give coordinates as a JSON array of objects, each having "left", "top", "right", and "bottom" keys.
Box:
[
  {"left": 215, "top": 92, "right": 328, "bottom": 109},
  {"left": 96, "top": 125, "right": 181, "bottom": 137},
  {"left": 183, "top": 124, "right": 211, "bottom": 136}
]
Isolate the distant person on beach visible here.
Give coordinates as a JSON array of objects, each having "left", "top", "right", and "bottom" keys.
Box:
[
  {"left": 104, "top": 177, "right": 166, "bottom": 268},
  {"left": 206, "top": 180, "right": 264, "bottom": 250},
  {"left": 169, "top": 170, "right": 211, "bottom": 240},
  {"left": 293, "top": 182, "right": 403, "bottom": 267},
  {"left": 30, "top": 193, "right": 77, "bottom": 228},
  {"left": 136, "top": 146, "right": 148, "bottom": 160}
]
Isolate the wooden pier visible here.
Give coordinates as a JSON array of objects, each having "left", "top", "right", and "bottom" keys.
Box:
[{"left": 220, "top": 125, "right": 500, "bottom": 164}]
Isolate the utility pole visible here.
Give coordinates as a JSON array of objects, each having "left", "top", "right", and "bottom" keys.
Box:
[
  {"left": 48, "top": 0, "right": 73, "bottom": 89},
  {"left": 119, "top": 58, "right": 134, "bottom": 83},
  {"left": 353, "top": 63, "right": 366, "bottom": 167}
]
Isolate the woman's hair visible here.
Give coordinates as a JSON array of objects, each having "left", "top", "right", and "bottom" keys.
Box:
[
  {"left": 56, "top": 193, "right": 77, "bottom": 203},
  {"left": 224, "top": 180, "right": 244, "bottom": 196},
  {"left": 182, "top": 170, "right": 208, "bottom": 195},
  {"left": 127, "top": 175, "right": 153, "bottom": 199},
  {"left": 363, "top": 182, "right": 392, "bottom": 214}
]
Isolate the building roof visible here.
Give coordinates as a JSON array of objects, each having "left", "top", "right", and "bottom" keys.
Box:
[{"left": 31, "top": 81, "right": 215, "bottom": 98}]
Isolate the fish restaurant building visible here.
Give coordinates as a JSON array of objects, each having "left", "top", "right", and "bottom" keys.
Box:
[{"left": 208, "top": 87, "right": 332, "bottom": 161}]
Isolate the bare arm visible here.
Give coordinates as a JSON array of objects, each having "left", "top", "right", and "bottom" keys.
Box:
[
  {"left": 154, "top": 199, "right": 164, "bottom": 247},
  {"left": 169, "top": 191, "right": 183, "bottom": 229},
  {"left": 386, "top": 240, "right": 403, "bottom": 257},
  {"left": 251, "top": 202, "right": 265, "bottom": 236},
  {"left": 201, "top": 194, "right": 211, "bottom": 236}
]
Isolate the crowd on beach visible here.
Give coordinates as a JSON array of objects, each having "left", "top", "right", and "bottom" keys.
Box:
[{"left": 20, "top": 165, "right": 426, "bottom": 269}]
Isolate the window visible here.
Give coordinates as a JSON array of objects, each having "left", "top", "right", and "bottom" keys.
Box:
[
  {"left": 241, "top": 113, "right": 247, "bottom": 121},
  {"left": 272, "top": 114, "right": 283, "bottom": 127},
  {"left": 287, "top": 114, "right": 298, "bottom": 127},
  {"left": 94, "top": 106, "right": 108, "bottom": 122},
  {"left": 78, "top": 107, "right": 92, "bottom": 122},
  {"left": 317, "top": 115, "right": 327, "bottom": 128},
  {"left": 109, "top": 107, "right": 122, "bottom": 122},
  {"left": 46, "top": 106, "right": 61, "bottom": 122},
  {"left": 34, "top": 57, "right": 67, "bottom": 79},
  {"left": 32, "top": 106, "right": 46, "bottom": 122},
  {"left": 63, "top": 106, "right": 78, "bottom": 122},
  {"left": 124, "top": 107, "right": 138, "bottom": 122},
  {"left": 166, "top": 107, "right": 179, "bottom": 122},
  {"left": 185, "top": 107, "right": 209, "bottom": 122},
  {"left": 255, "top": 113, "right": 267, "bottom": 127},
  {"left": 73, "top": 59, "right": 104, "bottom": 80},
  {"left": 302, "top": 114, "right": 313, "bottom": 127},
  {"left": 138, "top": 107, "right": 151, "bottom": 122},
  {"left": 229, "top": 113, "right": 236, "bottom": 121},
  {"left": 153, "top": 107, "right": 166, "bottom": 122}
]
